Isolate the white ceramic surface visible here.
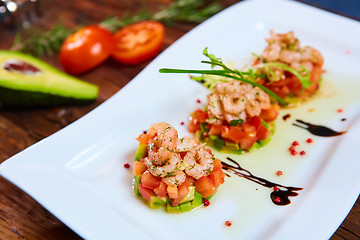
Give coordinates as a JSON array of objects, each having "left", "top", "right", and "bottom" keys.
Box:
[{"left": 1, "top": 0, "right": 360, "bottom": 239}]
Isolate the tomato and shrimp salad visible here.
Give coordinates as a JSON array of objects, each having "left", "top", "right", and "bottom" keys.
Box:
[
  {"left": 133, "top": 122, "right": 225, "bottom": 213},
  {"left": 188, "top": 79, "right": 280, "bottom": 153},
  {"left": 251, "top": 30, "right": 324, "bottom": 101}
]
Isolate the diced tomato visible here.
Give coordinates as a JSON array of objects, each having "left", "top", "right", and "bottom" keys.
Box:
[
  {"left": 167, "top": 185, "right": 178, "bottom": 199},
  {"left": 259, "top": 104, "right": 280, "bottom": 122},
  {"left": 153, "top": 182, "right": 167, "bottom": 197},
  {"left": 171, "top": 182, "right": 190, "bottom": 206},
  {"left": 242, "top": 123, "right": 256, "bottom": 137},
  {"left": 188, "top": 119, "right": 200, "bottom": 133},
  {"left": 133, "top": 161, "right": 147, "bottom": 176},
  {"left": 238, "top": 135, "right": 257, "bottom": 150},
  {"left": 256, "top": 124, "right": 270, "bottom": 141},
  {"left": 136, "top": 133, "right": 150, "bottom": 145},
  {"left": 193, "top": 109, "right": 209, "bottom": 122},
  {"left": 195, "top": 176, "right": 217, "bottom": 198},
  {"left": 208, "top": 170, "right": 225, "bottom": 188},
  {"left": 209, "top": 124, "right": 222, "bottom": 135},
  {"left": 221, "top": 125, "right": 230, "bottom": 139},
  {"left": 185, "top": 176, "right": 195, "bottom": 186},
  {"left": 141, "top": 170, "right": 161, "bottom": 190},
  {"left": 249, "top": 116, "right": 262, "bottom": 129},
  {"left": 212, "top": 159, "right": 223, "bottom": 171},
  {"left": 138, "top": 183, "right": 154, "bottom": 202},
  {"left": 224, "top": 126, "right": 244, "bottom": 143}
]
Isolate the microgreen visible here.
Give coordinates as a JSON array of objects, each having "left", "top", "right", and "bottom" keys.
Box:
[{"left": 159, "top": 48, "right": 289, "bottom": 106}]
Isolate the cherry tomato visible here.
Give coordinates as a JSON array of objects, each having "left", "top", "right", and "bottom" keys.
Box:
[
  {"left": 112, "top": 21, "right": 165, "bottom": 65},
  {"left": 60, "top": 25, "right": 116, "bottom": 75}
]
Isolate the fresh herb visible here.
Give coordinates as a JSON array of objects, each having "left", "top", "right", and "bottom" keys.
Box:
[
  {"left": 159, "top": 48, "right": 288, "bottom": 106},
  {"left": 261, "top": 62, "right": 311, "bottom": 90},
  {"left": 12, "top": 0, "right": 222, "bottom": 57},
  {"left": 229, "top": 119, "right": 244, "bottom": 126}
]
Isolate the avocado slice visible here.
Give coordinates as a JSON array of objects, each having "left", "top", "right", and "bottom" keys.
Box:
[
  {"left": 0, "top": 51, "right": 98, "bottom": 107},
  {"left": 179, "top": 202, "right": 192, "bottom": 212},
  {"left": 191, "top": 191, "right": 204, "bottom": 209},
  {"left": 134, "top": 143, "right": 147, "bottom": 161},
  {"left": 166, "top": 203, "right": 181, "bottom": 213},
  {"left": 133, "top": 175, "right": 141, "bottom": 196}
]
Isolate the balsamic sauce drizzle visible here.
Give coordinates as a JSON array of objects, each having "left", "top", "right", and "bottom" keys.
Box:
[
  {"left": 292, "top": 119, "right": 347, "bottom": 137},
  {"left": 222, "top": 157, "right": 302, "bottom": 206}
]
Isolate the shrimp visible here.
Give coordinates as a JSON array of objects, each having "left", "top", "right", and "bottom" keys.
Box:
[
  {"left": 176, "top": 136, "right": 200, "bottom": 152},
  {"left": 214, "top": 80, "right": 252, "bottom": 95},
  {"left": 161, "top": 170, "right": 186, "bottom": 186},
  {"left": 207, "top": 93, "right": 224, "bottom": 121},
  {"left": 184, "top": 144, "right": 214, "bottom": 180},
  {"left": 221, "top": 93, "right": 246, "bottom": 115},
  {"left": 262, "top": 43, "right": 281, "bottom": 62},
  {"left": 244, "top": 87, "right": 270, "bottom": 117},
  {"left": 300, "top": 46, "right": 324, "bottom": 65},
  {"left": 144, "top": 152, "right": 180, "bottom": 178},
  {"left": 146, "top": 122, "right": 179, "bottom": 165}
]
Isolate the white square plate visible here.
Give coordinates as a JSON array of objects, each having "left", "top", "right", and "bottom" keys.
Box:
[{"left": 1, "top": 0, "right": 360, "bottom": 239}]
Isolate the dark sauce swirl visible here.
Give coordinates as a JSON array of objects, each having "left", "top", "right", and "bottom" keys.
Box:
[
  {"left": 293, "top": 119, "right": 347, "bottom": 137},
  {"left": 222, "top": 157, "right": 302, "bottom": 206}
]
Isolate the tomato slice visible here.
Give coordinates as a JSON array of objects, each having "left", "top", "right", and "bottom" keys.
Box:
[
  {"left": 112, "top": 21, "right": 165, "bottom": 65},
  {"left": 60, "top": 25, "right": 116, "bottom": 75}
]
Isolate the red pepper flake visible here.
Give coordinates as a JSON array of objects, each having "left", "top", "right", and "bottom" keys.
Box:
[
  {"left": 196, "top": 99, "right": 201, "bottom": 104},
  {"left": 225, "top": 221, "right": 232, "bottom": 227},
  {"left": 180, "top": 121, "right": 185, "bottom": 125},
  {"left": 124, "top": 163, "right": 130, "bottom": 168},
  {"left": 337, "top": 108, "right": 343, "bottom": 113},
  {"left": 276, "top": 171, "right": 283, "bottom": 176},
  {"left": 274, "top": 197, "right": 281, "bottom": 203},
  {"left": 300, "top": 150, "right": 306, "bottom": 156},
  {"left": 292, "top": 141, "right": 299, "bottom": 147},
  {"left": 288, "top": 146, "right": 295, "bottom": 152},
  {"left": 273, "top": 186, "right": 280, "bottom": 191},
  {"left": 204, "top": 199, "right": 210, "bottom": 206},
  {"left": 291, "top": 150, "right": 298, "bottom": 156},
  {"left": 306, "top": 138, "right": 313, "bottom": 143}
]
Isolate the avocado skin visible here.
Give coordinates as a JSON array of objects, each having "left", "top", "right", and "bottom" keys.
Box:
[
  {"left": 0, "top": 86, "right": 95, "bottom": 108},
  {"left": 0, "top": 51, "right": 98, "bottom": 108}
]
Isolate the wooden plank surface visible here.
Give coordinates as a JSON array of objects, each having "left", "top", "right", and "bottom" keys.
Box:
[{"left": 0, "top": 0, "right": 358, "bottom": 239}]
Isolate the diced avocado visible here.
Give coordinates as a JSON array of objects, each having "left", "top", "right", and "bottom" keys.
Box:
[
  {"left": 133, "top": 175, "right": 141, "bottom": 196},
  {"left": 179, "top": 202, "right": 192, "bottom": 212},
  {"left": 225, "top": 141, "right": 240, "bottom": 151},
  {"left": 180, "top": 186, "right": 195, "bottom": 204},
  {"left": 209, "top": 134, "right": 224, "bottom": 150},
  {"left": 167, "top": 203, "right": 181, "bottom": 213},
  {"left": 195, "top": 130, "right": 203, "bottom": 141},
  {"left": 149, "top": 202, "right": 161, "bottom": 209},
  {"left": 150, "top": 195, "right": 167, "bottom": 205},
  {"left": 259, "top": 135, "right": 271, "bottom": 147},
  {"left": 0, "top": 50, "right": 98, "bottom": 107},
  {"left": 191, "top": 191, "right": 203, "bottom": 209},
  {"left": 205, "top": 194, "right": 215, "bottom": 200},
  {"left": 135, "top": 143, "right": 147, "bottom": 161},
  {"left": 200, "top": 122, "right": 209, "bottom": 133},
  {"left": 248, "top": 141, "right": 260, "bottom": 152}
]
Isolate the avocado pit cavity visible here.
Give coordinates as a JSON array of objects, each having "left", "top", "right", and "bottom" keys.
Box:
[{"left": 2, "top": 59, "right": 41, "bottom": 75}]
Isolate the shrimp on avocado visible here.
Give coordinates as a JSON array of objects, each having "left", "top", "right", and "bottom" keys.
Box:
[
  {"left": 251, "top": 30, "right": 324, "bottom": 100},
  {"left": 133, "top": 122, "right": 225, "bottom": 213},
  {"left": 189, "top": 80, "right": 280, "bottom": 153}
]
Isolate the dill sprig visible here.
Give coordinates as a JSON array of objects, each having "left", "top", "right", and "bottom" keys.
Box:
[
  {"left": 11, "top": 0, "right": 222, "bottom": 57},
  {"left": 159, "top": 48, "right": 289, "bottom": 106}
]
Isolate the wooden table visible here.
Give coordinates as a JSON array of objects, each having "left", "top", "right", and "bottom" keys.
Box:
[{"left": 0, "top": 0, "right": 358, "bottom": 239}]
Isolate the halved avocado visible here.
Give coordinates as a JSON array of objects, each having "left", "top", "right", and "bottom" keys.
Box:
[{"left": 0, "top": 51, "right": 98, "bottom": 107}]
